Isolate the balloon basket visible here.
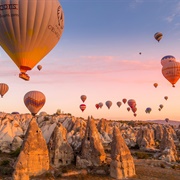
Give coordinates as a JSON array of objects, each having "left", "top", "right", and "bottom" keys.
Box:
[{"left": 19, "top": 73, "right": 30, "bottom": 81}]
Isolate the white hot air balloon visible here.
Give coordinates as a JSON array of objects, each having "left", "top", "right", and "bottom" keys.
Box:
[{"left": 0, "top": 0, "right": 64, "bottom": 81}]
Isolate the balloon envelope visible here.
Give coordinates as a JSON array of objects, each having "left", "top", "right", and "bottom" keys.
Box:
[
  {"left": 162, "top": 61, "right": 180, "bottom": 87},
  {"left": 24, "top": 91, "right": 46, "bottom": 116},
  {"left": 122, "top": 98, "right": 127, "bottom": 104},
  {"left": 99, "top": 102, "right": 103, "bottom": 108},
  {"left": 80, "top": 95, "right": 87, "bottom": 103},
  {"left": 80, "top": 104, "right": 86, "bottom": 112},
  {"left": 0, "top": 0, "right": 64, "bottom": 80},
  {"left": 165, "top": 118, "right": 169, "bottom": 123},
  {"left": 161, "top": 55, "right": 176, "bottom": 66},
  {"left": 164, "top": 96, "right": 168, "bottom": 100},
  {"left": 145, "top": 107, "right": 152, "bottom": 113},
  {"left": 37, "top": 65, "right": 42, "bottom": 71},
  {"left": 106, "top": 101, "right": 112, "bottom": 109},
  {"left": 159, "top": 104, "right": 163, "bottom": 109},
  {"left": 95, "top": 104, "right": 100, "bottom": 109},
  {"left": 128, "top": 99, "right": 136, "bottom": 109},
  {"left": 154, "top": 32, "right": 163, "bottom": 42},
  {"left": 127, "top": 107, "right": 130, "bottom": 112},
  {"left": 153, "top": 83, "right": 158, "bottom": 88},
  {"left": 117, "top": 101, "right": 122, "bottom": 108},
  {"left": 0, "top": 83, "right": 9, "bottom": 98}
]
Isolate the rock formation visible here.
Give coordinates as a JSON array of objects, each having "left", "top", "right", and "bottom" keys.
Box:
[
  {"left": 48, "top": 123, "right": 74, "bottom": 168},
  {"left": 13, "top": 118, "right": 49, "bottom": 180},
  {"left": 110, "top": 126, "right": 136, "bottom": 179},
  {"left": 76, "top": 116, "right": 106, "bottom": 168},
  {"left": 159, "top": 127, "right": 178, "bottom": 162}
]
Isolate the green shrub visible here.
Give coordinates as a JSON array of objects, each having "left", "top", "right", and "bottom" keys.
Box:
[
  {"left": 10, "top": 147, "right": 21, "bottom": 157},
  {"left": 0, "top": 160, "right": 9, "bottom": 166}
]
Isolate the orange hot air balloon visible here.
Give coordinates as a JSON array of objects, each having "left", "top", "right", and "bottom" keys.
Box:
[
  {"left": 0, "top": 0, "right": 64, "bottom": 81},
  {"left": 99, "top": 102, "right": 103, "bottom": 108},
  {"left": 80, "top": 95, "right": 87, "bottom": 103},
  {"left": 117, "top": 101, "right": 122, "bottom": 108},
  {"left": 134, "top": 113, "right": 137, "bottom": 117},
  {"left": 162, "top": 61, "right": 180, "bottom": 87},
  {"left": 24, "top": 91, "right": 46, "bottom": 116},
  {"left": 106, "top": 101, "right": 112, "bottom": 109},
  {"left": 0, "top": 83, "right": 9, "bottom": 98},
  {"left": 154, "top": 32, "right": 163, "bottom": 42},
  {"left": 128, "top": 99, "right": 136, "bottom": 109},
  {"left": 37, "top": 65, "right": 42, "bottom": 71},
  {"left": 127, "top": 107, "right": 130, "bottom": 112},
  {"left": 164, "top": 96, "right": 168, "bottom": 100},
  {"left": 95, "top": 104, "right": 100, "bottom": 109},
  {"left": 158, "top": 108, "right": 161, "bottom": 111},
  {"left": 153, "top": 83, "right": 158, "bottom": 88},
  {"left": 161, "top": 55, "right": 176, "bottom": 66},
  {"left": 122, "top": 98, "right": 127, "bottom": 104},
  {"left": 80, "top": 104, "right": 86, "bottom": 112}
]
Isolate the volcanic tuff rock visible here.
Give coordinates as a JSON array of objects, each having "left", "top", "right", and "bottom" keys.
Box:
[
  {"left": 13, "top": 118, "right": 49, "bottom": 180},
  {"left": 48, "top": 123, "right": 74, "bottom": 167},
  {"left": 76, "top": 116, "right": 106, "bottom": 168},
  {"left": 136, "top": 126, "right": 155, "bottom": 150},
  {"left": 160, "top": 127, "right": 178, "bottom": 162},
  {"left": 110, "top": 126, "right": 136, "bottom": 179},
  {"left": 154, "top": 124, "right": 164, "bottom": 141}
]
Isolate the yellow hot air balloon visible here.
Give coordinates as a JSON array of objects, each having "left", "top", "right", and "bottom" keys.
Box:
[
  {"left": 0, "top": 0, "right": 64, "bottom": 81},
  {"left": 162, "top": 61, "right": 180, "bottom": 87},
  {"left": 0, "top": 83, "right": 9, "bottom": 98},
  {"left": 37, "top": 65, "right": 42, "bottom": 71},
  {"left": 154, "top": 32, "right": 163, "bottom": 42},
  {"left": 24, "top": 91, "right": 46, "bottom": 116}
]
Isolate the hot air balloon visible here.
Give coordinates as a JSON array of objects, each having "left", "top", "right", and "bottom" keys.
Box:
[
  {"left": 99, "top": 102, "right": 103, "bottom": 108},
  {"left": 159, "top": 104, "right": 163, "bottom": 109},
  {"left": 117, "top": 101, "right": 122, "bottom": 108},
  {"left": 0, "top": 0, "right": 64, "bottom": 81},
  {"left": 139, "top": 52, "right": 142, "bottom": 55},
  {"left": 165, "top": 118, "right": 169, "bottom": 123},
  {"left": 106, "top": 101, "right": 112, "bottom": 109},
  {"left": 80, "top": 95, "right": 87, "bottom": 103},
  {"left": 154, "top": 32, "right": 163, "bottom": 42},
  {"left": 80, "top": 104, "right": 86, "bottom": 112},
  {"left": 134, "top": 113, "right": 137, "bottom": 117},
  {"left": 153, "top": 83, "right": 158, "bottom": 88},
  {"left": 127, "top": 107, "right": 130, "bottom": 112},
  {"left": 162, "top": 61, "right": 180, "bottom": 87},
  {"left": 37, "top": 65, "right": 42, "bottom": 71},
  {"left": 161, "top": 55, "right": 176, "bottom": 66},
  {"left": 24, "top": 91, "right": 46, "bottom": 116},
  {"left": 145, "top": 107, "right": 152, "bottom": 114},
  {"left": 95, "top": 104, "right": 100, "bottom": 109},
  {"left": 164, "top": 96, "right": 168, "bottom": 100},
  {"left": 0, "top": 83, "right": 9, "bottom": 98},
  {"left": 132, "top": 107, "right": 137, "bottom": 113},
  {"left": 128, "top": 99, "right": 136, "bottom": 109},
  {"left": 158, "top": 108, "right": 161, "bottom": 111},
  {"left": 122, "top": 98, "right": 127, "bottom": 104}
]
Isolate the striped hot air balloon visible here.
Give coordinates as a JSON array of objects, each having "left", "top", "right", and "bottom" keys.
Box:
[
  {"left": 0, "top": 83, "right": 9, "bottom": 98},
  {"left": 161, "top": 55, "right": 176, "bottom": 66},
  {"left": 154, "top": 32, "right": 163, "bottom": 42},
  {"left": 162, "top": 61, "right": 180, "bottom": 87},
  {"left": 80, "top": 104, "right": 86, "bottom": 112},
  {"left": 24, "top": 91, "right": 46, "bottom": 116}
]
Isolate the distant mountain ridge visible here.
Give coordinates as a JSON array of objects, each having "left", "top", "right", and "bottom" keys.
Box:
[{"left": 146, "top": 120, "right": 180, "bottom": 127}]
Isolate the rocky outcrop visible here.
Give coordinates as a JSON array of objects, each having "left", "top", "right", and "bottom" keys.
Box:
[
  {"left": 154, "top": 124, "right": 164, "bottom": 141},
  {"left": 11, "top": 136, "right": 23, "bottom": 151},
  {"left": 110, "top": 126, "right": 136, "bottom": 179},
  {"left": 159, "top": 127, "right": 178, "bottom": 162},
  {"left": 48, "top": 123, "right": 74, "bottom": 168},
  {"left": 76, "top": 116, "right": 106, "bottom": 168},
  {"left": 136, "top": 126, "right": 155, "bottom": 150},
  {"left": 13, "top": 118, "right": 49, "bottom": 180}
]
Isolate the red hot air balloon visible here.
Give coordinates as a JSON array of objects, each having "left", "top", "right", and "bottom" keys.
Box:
[
  {"left": 122, "top": 98, "right": 127, "bottom": 104},
  {"left": 127, "top": 107, "right": 130, "bottom": 112},
  {"left": 128, "top": 99, "right": 136, "bottom": 109},
  {"left": 95, "top": 104, "right": 100, "bottom": 109},
  {"left": 80, "top": 95, "right": 87, "bottom": 103},
  {"left": 134, "top": 113, "right": 137, "bottom": 117},
  {"left": 153, "top": 83, "right": 158, "bottom": 88},
  {"left": 132, "top": 107, "right": 137, "bottom": 113},
  {"left": 80, "top": 104, "right": 86, "bottom": 112}
]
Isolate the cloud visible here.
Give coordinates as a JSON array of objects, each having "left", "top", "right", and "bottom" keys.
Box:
[{"left": 129, "top": 0, "right": 144, "bottom": 9}]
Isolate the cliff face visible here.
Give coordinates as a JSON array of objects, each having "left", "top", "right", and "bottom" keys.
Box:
[
  {"left": 110, "top": 126, "right": 136, "bottom": 179},
  {"left": 13, "top": 118, "right": 49, "bottom": 180}
]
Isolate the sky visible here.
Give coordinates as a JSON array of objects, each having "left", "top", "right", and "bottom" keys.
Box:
[{"left": 1, "top": 0, "right": 180, "bottom": 121}]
